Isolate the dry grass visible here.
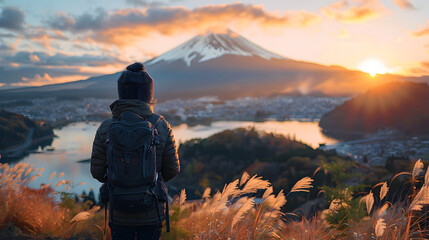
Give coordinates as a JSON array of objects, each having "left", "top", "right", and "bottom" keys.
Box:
[
  {"left": 1, "top": 160, "right": 429, "bottom": 240},
  {"left": 170, "top": 172, "right": 311, "bottom": 239},
  {"left": 0, "top": 163, "right": 105, "bottom": 239},
  {"left": 168, "top": 161, "right": 429, "bottom": 239}
]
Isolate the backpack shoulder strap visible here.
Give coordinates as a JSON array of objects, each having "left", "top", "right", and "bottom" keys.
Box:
[{"left": 146, "top": 113, "right": 164, "bottom": 127}]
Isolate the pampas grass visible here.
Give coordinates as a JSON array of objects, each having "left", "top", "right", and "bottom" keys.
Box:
[
  {"left": 2, "top": 160, "right": 429, "bottom": 239},
  {"left": 289, "top": 176, "right": 313, "bottom": 193},
  {"left": 375, "top": 218, "right": 386, "bottom": 238},
  {"left": 380, "top": 182, "right": 388, "bottom": 201},
  {"left": 170, "top": 160, "right": 429, "bottom": 239},
  {"left": 0, "top": 163, "right": 103, "bottom": 239},
  {"left": 412, "top": 159, "right": 424, "bottom": 181},
  {"left": 365, "top": 191, "right": 374, "bottom": 215},
  {"left": 172, "top": 175, "right": 312, "bottom": 239}
]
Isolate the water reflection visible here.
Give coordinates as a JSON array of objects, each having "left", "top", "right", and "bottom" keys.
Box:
[
  {"left": 8, "top": 120, "right": 338, "bottom": 195},
  {"left": 15, "top": 122, "right": 102, "bottom": 197},
  {"left": 173, "top": 121, "right": 338, "bottom": 148}
]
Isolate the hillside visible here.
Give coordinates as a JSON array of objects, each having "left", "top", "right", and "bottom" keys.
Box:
[
  {"left": 0, "top": 110, "right": 53, "bottom": 151},
  {"left": 319, "top": 81, "right": 429, "bottom": 139},
  {"left": 170, "top": 128, "right": 337, "bottom": 199}
]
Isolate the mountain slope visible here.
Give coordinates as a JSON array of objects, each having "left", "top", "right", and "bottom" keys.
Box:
[{"left": 319, "top": 81, "right": 429, "bottom": 139}]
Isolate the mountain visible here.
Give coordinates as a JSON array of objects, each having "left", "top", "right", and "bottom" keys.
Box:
[
  {"left": 319, "top": 81, "right": 429, "bottom": 139},
  {"left": 146, "top": 30, "right": 287, "bottom": 67},
  {"left": 1, "top": 31, "right": 429, "bottom": 100}
]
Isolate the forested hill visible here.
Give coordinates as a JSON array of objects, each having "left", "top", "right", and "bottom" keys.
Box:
[
  {"left": 319, "top": 81, "right": 429, "bottom": 139},
  {"left": 170, "top": 128, "right": 338, "bottom": 200},
  {"left": 0, "top": 110, "right": 53, "bottom": 150}
]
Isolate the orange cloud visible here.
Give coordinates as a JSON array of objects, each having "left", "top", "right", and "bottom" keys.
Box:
[
  {"left": 330, "top": 0, "right": 348, "bottom": 9},
  {"left": 22, "top": 27, "right": 69, "bottom": 50},
  {"left": 16, "top": 73, "right": 88, "bottom": 86},
  {"left": 47, "top": 4, "right": 320, "bottom": 47},
  {"left": 19, "top": 73, "right": 55, "bottom": 86},
  {"left": 409, "top": 62, "right": 429, "bottom": 76},
  {"left": 322, "top": 0, "right": 386, "bottom": 23},
  {"left": 413, "top": 21, "right": 429, "bottom": 37},
  {"left": 393, "top": 0, "right": 414, "bottom": 9},
  {"left": 29, "top": 54, "right": 40, "bottom": 63}
]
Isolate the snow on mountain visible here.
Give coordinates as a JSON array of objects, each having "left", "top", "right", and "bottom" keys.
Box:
[{"left": 146, "top": 30, "right": 287, "bottom": 67}]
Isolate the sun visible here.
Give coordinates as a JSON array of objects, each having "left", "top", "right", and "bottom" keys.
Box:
[{"left": 358, "top": 59, "right": 388, "bottom": 77}]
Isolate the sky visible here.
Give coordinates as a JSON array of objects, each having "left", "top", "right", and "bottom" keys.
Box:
[{"left": 0, "top": 0, "right": 428, "bottom": 89}]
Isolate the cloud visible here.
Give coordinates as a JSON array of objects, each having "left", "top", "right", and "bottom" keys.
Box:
[
  {"left": 409, "top": 62, "right": 429, "bottom": 76},
  {"left": 412, "top": 21, "right": 429, "bottom": 37},
  {"left": 125, "top": 0, "right": 164, "bottom": 7},
  {"left": 23, "top": 27, "right": 68, "bottom": 41},
  {"left": 0, "top": 32, "right": 15, "bottom": 38},
  {"left": 4, "top": 51, "right": 126, "bottom": 66},
  {"left": 0, "top": 49, "right": 127, "bottom": 87},
  {"left": 46, "top": 3, "right": 320, "bottom": 46},
  {"left": 19, "top": 73, "right": 56, "bottom": 86},
  {"left": 393, "top": 0, "right": 414, "bottom": 9},
  {"left": 0, "top": 40, "right": 12, "bottom": 51},
  {"left": 10, "top": 73, "right": 92, "bottom": 87},
  {"left": 47, "top": 9, "right": 107, "bottom": 33},
  {"left": 18, "top": 27, "right": 69, "bottom": 50},
  {"left": 0, "top": 6, "right": 24, "bottom": 31},
  {"left": 0, "top": 64, "right": 93, "bottom": 85},
  {"left": 421, "top": 62, "right": 429, "bottom": 69},
  {"left": 322, "top": 0, "right": 386, "bottom": 23},
  {"left": 330, "top": 0, "right": 349, "bottom": 9}
]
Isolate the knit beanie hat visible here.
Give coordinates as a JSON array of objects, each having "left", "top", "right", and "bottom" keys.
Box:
[{"left": 117, "top": 62, "right": 154, "bottom": 103}]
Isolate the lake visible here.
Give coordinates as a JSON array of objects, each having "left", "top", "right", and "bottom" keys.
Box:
[{"left": 9, "top": 120, "right": 338, "bottom": 196}]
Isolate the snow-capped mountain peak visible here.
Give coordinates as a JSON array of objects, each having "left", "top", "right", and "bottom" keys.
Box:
[{"left": 146, "top": 30, "right": 287, "bottom": 67}]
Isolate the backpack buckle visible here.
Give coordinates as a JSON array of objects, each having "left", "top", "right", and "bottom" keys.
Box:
[{"left": 123, "top": 152, "right": 132, "bottom": 164}]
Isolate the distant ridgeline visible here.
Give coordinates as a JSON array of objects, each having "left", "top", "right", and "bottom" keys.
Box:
[
  {"left": 0, "top": 110, "right": 54, "bottom": 151},
  {"left": 319, "top": 81, "right": 429, "bottom": 139}
]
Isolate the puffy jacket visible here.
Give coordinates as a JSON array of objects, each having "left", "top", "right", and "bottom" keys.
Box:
[{"left": 90, "top": 99, "right": 180, "bottom": 226}]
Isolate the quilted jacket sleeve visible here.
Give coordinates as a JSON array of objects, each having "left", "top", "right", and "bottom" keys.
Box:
[
  {"left": 90, "top": 121, "right": 109, "bottom": 183},
  {"left": 160, "top": 119, "right": 180, "bottom": 182}
]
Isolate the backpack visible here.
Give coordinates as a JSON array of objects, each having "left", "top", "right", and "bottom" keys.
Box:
[{"left": 106, "top": 111, "right": 163, "bottom": 216}]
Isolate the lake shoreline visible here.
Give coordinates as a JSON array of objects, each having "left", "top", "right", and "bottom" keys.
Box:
[{"left": 5, "top": 120, "right": 339, "bottom": 197}]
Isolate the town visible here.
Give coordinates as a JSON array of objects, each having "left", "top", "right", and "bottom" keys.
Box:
[
  {"left": 321, "top": 131, "right": 429, "bottom": 165},
  {"left": 0, "top": 96, "right": 347, "bottom": 125}
]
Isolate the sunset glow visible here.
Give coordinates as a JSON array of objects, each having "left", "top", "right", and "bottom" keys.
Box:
[{"left": 358, "top": 59, "right": 388, "bottom": 77}]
